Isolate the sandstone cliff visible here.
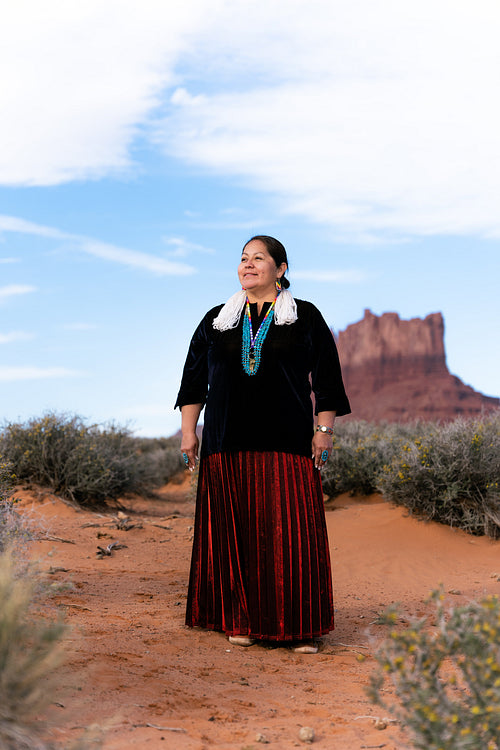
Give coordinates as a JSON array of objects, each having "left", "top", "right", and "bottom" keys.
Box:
[{"left": 336, "top": 309, "right": 499, "bottom": 422}]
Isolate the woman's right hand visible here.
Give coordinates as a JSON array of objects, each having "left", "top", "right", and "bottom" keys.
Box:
[{"left": 181, "top": 432, "right": 199, "bottom": 471}]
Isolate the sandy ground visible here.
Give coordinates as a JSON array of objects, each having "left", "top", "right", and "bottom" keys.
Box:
[{"left": 16, "top": 475, "right": 500, "bottom": 750}]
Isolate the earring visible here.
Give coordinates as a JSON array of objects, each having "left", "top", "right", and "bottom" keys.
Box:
[{"left": 275, "top": 278, "right": 282, "bottom": 292}]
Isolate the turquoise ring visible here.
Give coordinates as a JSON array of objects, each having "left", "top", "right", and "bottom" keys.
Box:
[
  {"left": 182, "top": 452, "right": 189, "bottom": 465},
  {"left": 321, "top": 450, "right": 329, "bottom": 462}
]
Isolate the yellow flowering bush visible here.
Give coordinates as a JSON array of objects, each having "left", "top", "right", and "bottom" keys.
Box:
[
  {"left": 378, "top": 415, "right": 500, "bottom": 538},
  {"left": 321, "top": 420, "right": 418, "bottom": 496},
  {"left": 368, "top": 590, "right": 500, "bottom": 749},
  {"left": 322, "top": 413, "right": 500, "bottom": 536}
]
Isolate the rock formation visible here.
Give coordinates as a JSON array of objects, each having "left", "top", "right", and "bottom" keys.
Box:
[{"left": 336, "top": 309, "right": 499, "bottom": 422}]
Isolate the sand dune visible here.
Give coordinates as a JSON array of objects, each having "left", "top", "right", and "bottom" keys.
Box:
[{"left": 16, "top": 479, "right": 500, "bottom": 749}]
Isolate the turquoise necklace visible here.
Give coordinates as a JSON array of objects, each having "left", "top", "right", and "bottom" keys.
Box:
[{"left": 241, "top": 297, "right": 276, "bottom": 375}]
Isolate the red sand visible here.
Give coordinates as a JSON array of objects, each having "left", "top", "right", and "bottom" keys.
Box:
[{"left": 16, "top": 477, "right": 500, "bottom": 749}]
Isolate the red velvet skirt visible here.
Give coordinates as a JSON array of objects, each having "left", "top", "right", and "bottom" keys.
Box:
[{"left": 185, "top": 451, "right": 334, "bottom": 641}]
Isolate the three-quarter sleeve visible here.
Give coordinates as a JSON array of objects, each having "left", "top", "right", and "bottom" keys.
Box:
[
  {"left": 174, "top": 310, "right": 214, "bottom": 409},
  {"left": 309, "top": 305, "right": 351, "bottom": 417}
]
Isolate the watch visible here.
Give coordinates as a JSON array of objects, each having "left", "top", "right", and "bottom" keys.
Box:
[{"left": 316, "top": 425, "right": 334, "bottom": 435}]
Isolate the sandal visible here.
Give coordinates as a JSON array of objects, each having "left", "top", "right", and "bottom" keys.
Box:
[
  {"left": 292, "top": 641, "right": 319, "bottom": 654},
  {"left": 228, "top": 635, "right": 256, "bottom": 647}
]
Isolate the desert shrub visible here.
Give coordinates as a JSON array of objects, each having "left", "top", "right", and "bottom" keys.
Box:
[
  {"left": 0, "top": 413, "right": 184, "bottom": 508},
  {"left": 377, "top": 414, "right": 500, "bottom": 537},
  {"left": 0, "top": 549, "right": 66, "bottom": 750},
  {"left": 131, "top": 435, "right": 185, "bottom": 487},
  {"left": 368, "top": 590, "right": 500, "bottom": 750},
  {"left": 0, "top": 457, "right": 14, "bottom": 501},
  {"left": 0, "top": 455, "right": 31, "bottom": 554},
  {"left": 321, "top": 420, "right": 422, "bottom": 497},
  {"left": 0, "top": 414, "right": 186, "bottom": 507}
]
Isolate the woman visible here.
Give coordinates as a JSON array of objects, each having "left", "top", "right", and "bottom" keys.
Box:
[{"left": 175, "top": 235, "right": 350, "bottom": 653}]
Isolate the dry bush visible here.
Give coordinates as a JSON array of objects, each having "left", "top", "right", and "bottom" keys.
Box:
[
  {"left": 1, "top": 456, "right": 103, "bottom": 748},
  {"left": 0, "top": 455, "right": 31, "bottom": 555},
  {"left": 368, "top": 590, "right": 500, "bottom": 750},
  {"left": 131, "top": 434, "right": 185, "bottom": 487},
  {"left": 378, "top": 413, "right": 500, "bottom": 538},
  {"left": 321, "top": 420, "right": 427, "bottom": 497},
  {"left": 0, "top": 413, "right": 144, "bottom": 506},
  {"left": 322, "top": 414, "right": 500, "bottom": 538},
  {"left": 0, "top": 413, "right": 184, "bottom": 508},
  {"left": 0, "top": 550, "right": 66, "bottom": 750}
]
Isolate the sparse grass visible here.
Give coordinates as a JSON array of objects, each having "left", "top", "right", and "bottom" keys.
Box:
[
  {"left": 1, "top": 464, "right": 103, "bottom": 748},
  {"left": 368, "top": 590, "right": 500, "bottom": 750},
  {"left": 0, "top": 549, "right": 103, "bottom": 749},
  {"left": 0, "top": 550, "right": 66, "bottom": 750}
]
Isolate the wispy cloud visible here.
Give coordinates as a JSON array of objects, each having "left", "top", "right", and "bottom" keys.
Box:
[
  {"left": 0, "top": 214, "right": 196, "bottom": 276},
  {"left": 155, "top": 2, "right": 500, "bottom": 240},
  {"left": 0, "top": 284, "right": 37, "bottom": 301},
  {"left": 0, "top": 331, "right": 33, "bottom": 344},
  {"left": 0, "top": 215, "right": 66, "bottom": 239},
  {"left": 2, "top": 3, "right": 500, "bottom": 240},
  {"left": 0, "top": 257, "right": 21, "bottom": 264},
  {"left": 163, "top": 236, "right": 215, "bottom": 257},
  {"left": 0, "top": 1, "right": 216, "bottom": 186},
  {"left": 293, "top": 269, "right": 368, "bottom": 283},
  {"left": 81, "top": 240, "right": 195, "bottom": 275},
  {"left": 0, "top": 366, "right": 83, "bottom": 382}
]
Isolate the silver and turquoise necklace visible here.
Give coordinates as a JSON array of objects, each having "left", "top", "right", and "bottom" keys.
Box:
[{"left": 241, "top": 297, "right": 276, "bottom": 375}]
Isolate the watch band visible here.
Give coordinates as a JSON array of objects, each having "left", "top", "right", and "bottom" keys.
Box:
[{"left": 316, "top": 425, "right": 334, "bottom": 435}]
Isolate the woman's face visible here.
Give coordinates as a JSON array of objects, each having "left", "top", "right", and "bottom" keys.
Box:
[{"left": 238, "top": 240, "right": 286, "bottom": 297}]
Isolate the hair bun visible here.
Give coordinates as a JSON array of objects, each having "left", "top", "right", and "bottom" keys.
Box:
[{"left": 281, "top": 276, "right": 290, "bottom": 289}]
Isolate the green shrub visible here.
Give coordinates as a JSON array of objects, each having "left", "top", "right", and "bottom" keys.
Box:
[
  {"left": 368, "top": 591, "right": 500, "bottom": 750},
  {"left": 0, "top": 413, "right": 184, "bottom": 508},
  {"left": 377, "top": 415, "right": 500, "bottom": 538},
  {"left": 0, "top": 550, "right": 66, "bottom": 750}
]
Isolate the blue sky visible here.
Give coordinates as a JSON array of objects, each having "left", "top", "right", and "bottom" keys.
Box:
[{"left": 1, "top": 0, "right": 499, "bottom": 437}]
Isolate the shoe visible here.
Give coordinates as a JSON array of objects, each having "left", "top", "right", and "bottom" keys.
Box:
[
  {"left": 228, "top": 635, "right": 256, "bottom": 647},
  {"left": 292, "top": 641, "right": 319, "bottom": 654}
]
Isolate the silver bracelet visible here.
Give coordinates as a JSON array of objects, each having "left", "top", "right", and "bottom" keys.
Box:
[{"left": 316, "top": 425, "right": 334, "bottom": 435}]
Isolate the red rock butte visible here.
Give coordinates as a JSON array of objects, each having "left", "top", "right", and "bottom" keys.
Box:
[{"left": 335, "top": 309, "right": 499, "bottom": 422}]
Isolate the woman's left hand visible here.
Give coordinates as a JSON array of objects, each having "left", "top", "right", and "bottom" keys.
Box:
[{"left": 312, "top": 431, "right": 332, "bottom": 470}]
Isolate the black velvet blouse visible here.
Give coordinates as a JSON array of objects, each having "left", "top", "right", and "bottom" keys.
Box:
[{"left": 175, "top": 298, "right": 351, "bottom": 458}]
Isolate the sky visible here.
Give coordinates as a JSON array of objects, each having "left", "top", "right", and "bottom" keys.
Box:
[{"left": 1, "top": 0, "right": 499, "bottom": 437}]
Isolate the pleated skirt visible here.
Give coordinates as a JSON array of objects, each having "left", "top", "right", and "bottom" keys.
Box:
[{"left": 185, "top": 451, "right": 334, "bottom": 641}]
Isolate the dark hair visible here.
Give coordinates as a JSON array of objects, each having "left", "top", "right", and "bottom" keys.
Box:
[{"left": 243, "top": 235, "right": 290, "bottom": 288}]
